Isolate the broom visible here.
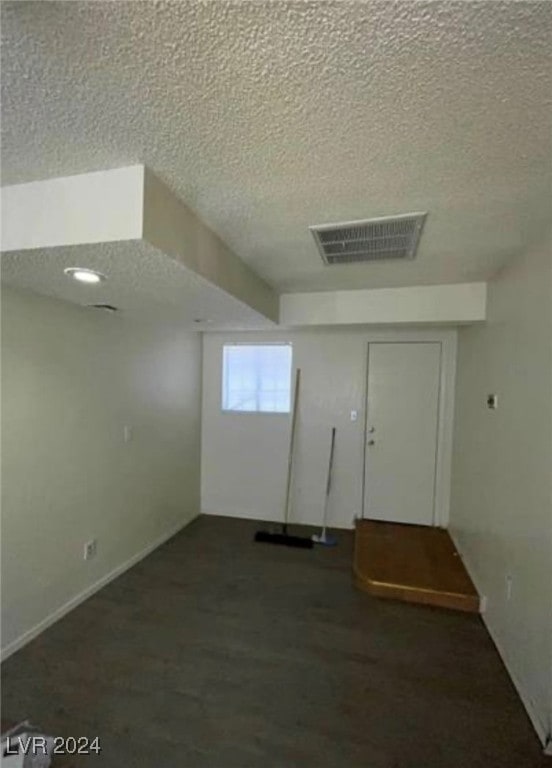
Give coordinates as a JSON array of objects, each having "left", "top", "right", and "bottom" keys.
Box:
[{"left": 254, "top": 369, "right": 313, "bottom": 549}]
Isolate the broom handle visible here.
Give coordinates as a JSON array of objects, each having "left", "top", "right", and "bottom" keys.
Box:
[
  {"left": 326, "top": 427, "right": 336, "bottom": 497},
  {"left": 283, "top": 368, "right": 301, "bottom": 531},
  {"left": 323, "top": 427, "right": 336, "bottom": 528}
]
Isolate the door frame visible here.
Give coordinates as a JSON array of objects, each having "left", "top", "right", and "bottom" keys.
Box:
[{"left": 361, "top": 340, "right": 446, "bottom": 527}]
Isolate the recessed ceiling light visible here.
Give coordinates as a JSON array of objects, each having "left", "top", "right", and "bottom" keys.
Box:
[{"left": 64, "top": 267, "right": 106, "bottom": 284}]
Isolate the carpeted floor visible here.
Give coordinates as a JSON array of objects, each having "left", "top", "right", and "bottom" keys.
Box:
[{"left": 1, "top": 515, "right": 547, "bottom": 767}]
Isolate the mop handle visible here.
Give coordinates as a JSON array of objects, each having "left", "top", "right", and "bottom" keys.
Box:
[
  {"left": 326, "top": 427, "right": 336, "bottom": 497},
  {"left": 283, "top": 368, "right": 301, "bottom": 529}
]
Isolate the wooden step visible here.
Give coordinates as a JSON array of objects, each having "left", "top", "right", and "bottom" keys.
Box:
[{"left": 353, "top": 519, "right": 480, "bottom": 613}]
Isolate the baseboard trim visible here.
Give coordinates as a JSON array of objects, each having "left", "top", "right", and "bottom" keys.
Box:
[
  {"left": 482, "top": 611, "right": 549, "bottom": 749},
  {"left": 201, "top": 507, "right": 282, "bottom": 523},
  {"left": 200, "top": 508, "right": 354, "bottom": 530},
  {"left": 449, "top": 530, "right": 550, "bottom": 750},
  {"left": 1, "top": 515, "right": 197, "bottom": 662}
]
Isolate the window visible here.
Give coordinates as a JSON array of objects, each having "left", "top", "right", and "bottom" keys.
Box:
[{"left": 222, "top": 344, "right": 292, "bottom": 413}]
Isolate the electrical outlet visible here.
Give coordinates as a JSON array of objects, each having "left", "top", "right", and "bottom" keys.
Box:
[
  {"left": 350, "top": 410, "right": 358, "bottom": 422},
  {"left": 84, "top": 539, "right": 97, "bottom": 561},
  {"left": 505, "top": 574, "right": 513, "bottom": 601}
]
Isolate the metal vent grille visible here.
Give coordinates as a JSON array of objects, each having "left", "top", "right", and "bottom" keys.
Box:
[{"left": 309, "top": 212, "right": 427, "bottom": 265}]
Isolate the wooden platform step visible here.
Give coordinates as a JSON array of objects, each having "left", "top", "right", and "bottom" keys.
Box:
[{"left": 353, "top": 519, "right": 480, "bottom": 613}]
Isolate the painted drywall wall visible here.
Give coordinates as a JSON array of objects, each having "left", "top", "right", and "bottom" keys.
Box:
[
  {"left": 1, "top": 166, "right": 144, "bottom": 251},
  {"left": 201, "top": 328, "right": 457, "bottom": 529},
  {"left": 1, "top": 286, "right": 202, "bottom": 658},
  {"left": 280, "top": 283, "right": 487, "bottom": 326},
  {"left": 450, "top": 240, "right": 552, "bottom": 746},
  {"left": 142, "top": 168, "right": 279, "bottom": 323}
]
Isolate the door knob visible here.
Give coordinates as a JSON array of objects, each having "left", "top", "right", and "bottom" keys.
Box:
[
  {"left": 368, "top": 426, "right": 375, "bottom": 433},
  {"left": 368, "top": 439, "right": 375, "bottom": 446}
]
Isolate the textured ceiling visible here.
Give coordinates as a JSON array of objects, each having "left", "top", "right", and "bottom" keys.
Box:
[
  {"left": 2, "top": 1, "right": 551, "bottom": 293},
  {"left": 1, "top": 242, "right": 274, "bottom": 330}
]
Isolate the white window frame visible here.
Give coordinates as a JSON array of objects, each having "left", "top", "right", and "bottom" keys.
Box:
[{"left": 221, "top": 342, "right": 293, "bottom": 415}]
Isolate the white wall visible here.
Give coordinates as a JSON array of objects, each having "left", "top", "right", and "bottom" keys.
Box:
[
  {"left": 143, "top": 169, "right": 278, "bottom": 323},
  {"left": 450, "top": 240, "right": 552, "bottom": 746},
  {"left": 280, "top": 282, "right": 487, "bottom": 326},
  {"left": 1, "top": 166, "right": 144, "bottom": 251},
  {"left": 202, "top": 327, "right": 457, "bottom": 530},
  {"left": 1, "top": 286, "right": 202, "bottom": 658}
]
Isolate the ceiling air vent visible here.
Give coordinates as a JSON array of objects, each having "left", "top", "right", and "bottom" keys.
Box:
[{"left": 309, "top": 212, "right": 427, "bottom": 265}]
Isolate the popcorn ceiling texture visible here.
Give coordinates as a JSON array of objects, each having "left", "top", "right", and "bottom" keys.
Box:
[
  {"left": 1, "top": 241, "right": 274, "bottom": 330},
  {"left": 2, "top": 1, "right": 551, "bottom": 292}
]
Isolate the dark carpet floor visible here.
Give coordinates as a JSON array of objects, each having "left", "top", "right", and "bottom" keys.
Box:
[{"left": 1, "top": 515, "right": 547, "bottom": 767}]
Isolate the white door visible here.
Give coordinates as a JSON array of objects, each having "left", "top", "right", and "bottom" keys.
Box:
[{"left": 364, "top": 342, "right": 441, "bottom": 526}]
